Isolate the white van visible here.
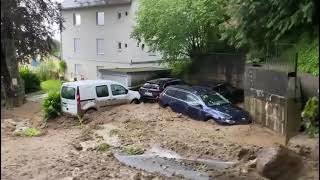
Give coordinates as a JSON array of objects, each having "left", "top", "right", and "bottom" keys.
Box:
[{"left": 60, "top": 80, "right": 141, "bottom": 116}]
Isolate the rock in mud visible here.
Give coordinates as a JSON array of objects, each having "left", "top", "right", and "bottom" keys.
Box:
[
  {"left": 237, "top": 147, "right": 256, "bottom": 161},
  {"left": 72, "top": 142, "right": 83, "bottom": 151},
  {"left": 256, "top": 144, "right": 303, "bottom": 180}
]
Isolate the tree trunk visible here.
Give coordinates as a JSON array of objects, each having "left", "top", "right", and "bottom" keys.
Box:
[{"left": 1, "top": 38, "right": 25, "bottom": 107}]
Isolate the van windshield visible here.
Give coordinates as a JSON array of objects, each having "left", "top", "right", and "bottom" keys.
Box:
[
  {"left": 200, "top": 92, "right": 229, "bottom": 106},
  {"left": 61, "top": 86, "right": 75, "bottom": 100}
]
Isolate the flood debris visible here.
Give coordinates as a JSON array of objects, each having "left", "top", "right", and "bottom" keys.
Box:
[
  {"left": 114, "top": 144, "right": 236, "bottom": 180},
  {"left": 256, "top": 144, "right": 303, "bottom": 180}
]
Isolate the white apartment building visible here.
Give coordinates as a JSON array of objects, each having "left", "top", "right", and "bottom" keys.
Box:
[{"left": 61, "top": 0, "right": 166, "bottom": 86}]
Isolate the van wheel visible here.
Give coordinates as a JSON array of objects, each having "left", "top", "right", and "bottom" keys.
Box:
[
  {"left": 131, "top": 99, "right": 140, "bottom": 104},
  {"left": 86, "top": 108, "right": 97, "bottom": 114}
]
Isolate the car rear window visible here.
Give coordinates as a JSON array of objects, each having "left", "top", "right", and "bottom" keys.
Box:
[
  {"left": 61, "top": 86, "right": 75, "bottom": 100},
  {"left": 143, "top": 83, "right": 159, "bottom": 89}
]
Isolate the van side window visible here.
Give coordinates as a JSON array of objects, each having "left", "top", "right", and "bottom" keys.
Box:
[
  {"left": 61, "top": 86, "right": 75, "bottom": 100},
  {"left": 96, "top": 85, "right": 109, "bottom": 97},
  {"left": 111, "top": 84, "right": 127, "bottom": 96}
]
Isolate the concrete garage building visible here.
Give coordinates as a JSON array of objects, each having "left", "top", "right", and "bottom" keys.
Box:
[{"left": 60, "top": 0, "right": 166, "bottom": 84}]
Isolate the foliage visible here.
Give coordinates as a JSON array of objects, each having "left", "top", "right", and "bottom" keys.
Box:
[
  {"left": 124, "top": 145, "right": 145, "bottom": 155},
  {"left": 297, "top": 37, "right": 319, "bottom": 76},
  {"left": 168, "top": 59, "right": 192, "bottom": 77},
  {"left": 96, "top": 143, "right": 111, "bottom": 152},
  {"left": 41, "top": 80, "right": 64, "bottom": 93},
  {"left": 19, "top": 66, "right": 40, "bottom": 93},
  {"left": 132, "top": 0, "right": 228, "bottom": 61},
  {"left": 43, "top": 91, "right": 61, "bottom": 120},
  {"left": 1, "top": 0, "right": 63, "bottom": 63},
  {"left": 220, "top": 0, "right": 318, "bottom": 62},
  {"left": 302, "top": 96, "right": 319, "bottom": 137},
  {"left": 36, "top": 60, "right": 60, "bottom": 81},
  {"left": 14, "top": 128, "right": 42, "bottom": 137},
  {"left": 58, "top": 60, "right": 67, "bottom": 76}
]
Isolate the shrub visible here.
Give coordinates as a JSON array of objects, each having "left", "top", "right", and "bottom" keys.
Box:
[
  {"left": 302, "top": 96, "right": 319, "bottom": 137},
  {"left": 58, "top": 60, "right": 67, "bottom": 76},
  {"left": 43, "top": 91, "right": 61, "bottom": 120},
  {"left": 19, "top": 66, "right": 41, "bottom": 93}
]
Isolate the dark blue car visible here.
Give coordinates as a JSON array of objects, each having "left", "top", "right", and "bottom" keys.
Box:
[{"left": 158, "top": 85, "right": 251, "bottom": 125}]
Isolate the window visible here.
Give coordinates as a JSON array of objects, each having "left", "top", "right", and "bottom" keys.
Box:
[
  {"left": 141, "top": 44, "right": 145, "bottom": 50},
  {"left": 118, "top": 12, "right": 122, "bottom": 19},
  {"left": 125, "top": 11, "right": 128, "bottom": 16},
  {"left": 125, "top": 44, "right": 128, "bottom": 48},
  {"left": 96, "top": 11, "right": 104, "bottom": 25},
  {"left": 118, "top": 42, "right": 122, "bottom": 49},
  {"left": 73, "top": 38, "right": 80, "bottom": 53},
  {"left": 175, "top": 91, "right": 188, "bottom": 101},
  {"left": 96, "top": 85, "right": 109, "bottom": 97},
  {"left": 61, "top": 86, "right": 75, "bottom": 100},
  {"left": 73, "top": 13, "right": 81, "bottom": 26},
  {"left": 111, "top": 84, "right": 127, "bottom": 96},
  {"left": 165, "top": 89, "right": 176, "bottom": 97},
  {"left": 186, "top": 94, "right": 199, "bottom": 102},
  {"left": 96, "top": 39, "right": 104, "bottom": 54}
]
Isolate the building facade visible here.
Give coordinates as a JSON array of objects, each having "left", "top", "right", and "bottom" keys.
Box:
[{"left": 61, "top": 0, "right": 164, "bottom": 82}]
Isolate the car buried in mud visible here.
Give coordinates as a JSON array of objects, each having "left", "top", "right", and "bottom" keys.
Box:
[{"left": 158, "top": 85, "right": 251, "bottom": 125}]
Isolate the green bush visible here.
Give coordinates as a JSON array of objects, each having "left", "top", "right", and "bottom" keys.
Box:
[
  {"left": 19, "top": 66, "right": 41, "bottom": 93},
  {"left": 43, "top": 91, "right": 61, "bottom": 120},
  {"left": 302, "top": 96, "right": 319, "bottom": 137},
  {"left": 124, "top": 145, "right": 145, "bottom": 155},
  {"left": 58, "top": 60, "right": 67, "bottom": 76},
  {"left": 297, "top": 37, "right": 319, "bottom": 76}
]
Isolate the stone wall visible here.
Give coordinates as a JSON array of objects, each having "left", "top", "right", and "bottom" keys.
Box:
[{"left": 183, "top": 54, "right": 245, "bottom": 89}]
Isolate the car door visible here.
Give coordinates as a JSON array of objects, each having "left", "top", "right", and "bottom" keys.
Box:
[
  {"left": 185, "top": 93, "right": 203, "bottom": 120},
  {"left": 95, "top": 84, "right": 112, "bottom": 108},
  {"left": 170, "top": 90, "right": 188, "bottom": 114},
  {"left": 110, "top": 84, "right": 129, "bottom": 105}
]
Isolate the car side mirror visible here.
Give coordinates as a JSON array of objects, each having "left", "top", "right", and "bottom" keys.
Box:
[{"left": 125, "top": 89, "right": 129, "bottom": 94}]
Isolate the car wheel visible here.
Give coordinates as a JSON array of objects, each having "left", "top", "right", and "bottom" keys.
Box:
[{"left": 131, "top": 99, "right": 141, "bottom": 104}]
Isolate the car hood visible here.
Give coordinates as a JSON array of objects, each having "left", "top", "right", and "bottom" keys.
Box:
[{"left": 207, "top": 104, "right": 249, "bottom": 120}]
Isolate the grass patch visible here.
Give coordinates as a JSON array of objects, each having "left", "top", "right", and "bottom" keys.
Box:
[
  {"left": 96, "top": 143, "right": 111, "bottom": 152},
  {"left": 14, "top": 128, "right": 42, "bottom": 137},
  {"left": 124, "top": 145, "right": 145, "bottom": 155},
  {"left": 40, "top": 80, "right": 65, "bottom": 93}
]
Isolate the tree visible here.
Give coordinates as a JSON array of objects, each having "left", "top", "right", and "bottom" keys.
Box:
[
  {"left": 220, "top": 0, "right": 318, "bottom": 62},
  {"left": 1, "top": 0, "right": 62, "bottom": 106},
  {"left": 131, "top": 0, "right": 228, "bottom": 62}
]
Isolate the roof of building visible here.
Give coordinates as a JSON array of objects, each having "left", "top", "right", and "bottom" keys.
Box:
[
  {"left": 61, "top": 0, "right": 132, "bottom": 10},
  {"left": 62, "top": 79, "right": 121, "bottom": 86},
  {"left": 98, "top": 67, "right": 169, "bottom": 74}
]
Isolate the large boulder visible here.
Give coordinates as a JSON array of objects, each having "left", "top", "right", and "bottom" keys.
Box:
[{"left": 256, "top": 144, "right": 303, "bottom": 180}]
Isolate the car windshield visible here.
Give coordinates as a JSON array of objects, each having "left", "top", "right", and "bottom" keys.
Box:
[{"left": 200, "top": 92, "right": 230, "bottom": 106}]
